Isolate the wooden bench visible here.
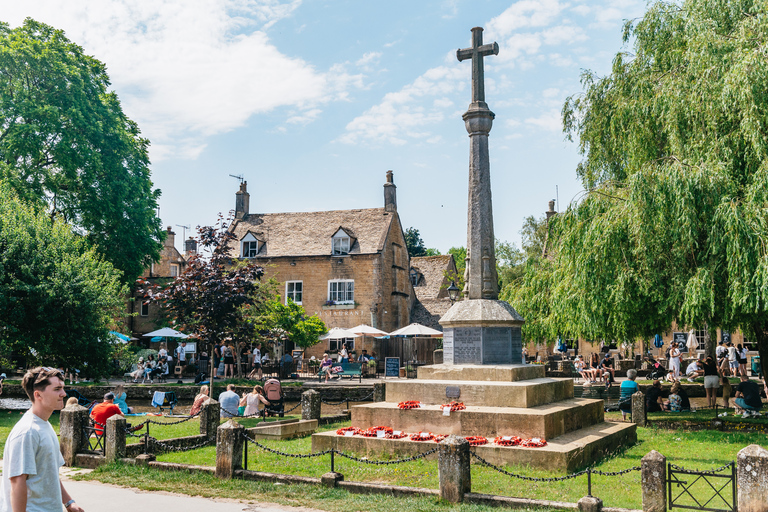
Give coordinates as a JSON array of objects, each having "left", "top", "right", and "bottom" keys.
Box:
[{"left": 318, "top": 362, "right": 362, "bottom": 382}]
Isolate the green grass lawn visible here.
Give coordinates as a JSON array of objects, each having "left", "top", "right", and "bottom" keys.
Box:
[
  {"left": 126, "top": 415, "right": 299, "bottom": 444},
  {"left": 0, "top": 410, "right": 762, "bottom": 510}
]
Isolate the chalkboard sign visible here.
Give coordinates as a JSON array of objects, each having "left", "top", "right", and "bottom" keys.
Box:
[
  {"left": 385, "top": 357, "right": 400, "bottom": 377},
  {"left": 722, "top": 331, "right": 731, "bottom": 344},
  {"left": 673, "top": 332, "right": 688, "bottom": 352}
]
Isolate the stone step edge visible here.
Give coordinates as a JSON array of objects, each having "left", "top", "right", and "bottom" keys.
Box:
[{"left": 354, "top": 397, "right": 603, "bottom": 413}]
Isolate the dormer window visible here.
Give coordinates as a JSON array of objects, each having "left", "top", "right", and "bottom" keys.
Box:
[
  {"left": 241, "top": 232, "right": 262, "bottom": 258},
  {"left": 332, "top": 228, "right": 351, "bottom": 255}
]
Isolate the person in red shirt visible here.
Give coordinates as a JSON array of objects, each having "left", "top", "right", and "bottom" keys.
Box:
[{"left": 90, "top": 392, "right": 123, "bottom": 435}]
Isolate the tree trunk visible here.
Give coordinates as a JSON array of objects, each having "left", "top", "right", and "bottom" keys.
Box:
[
  {"left": 704, "top": 325, "right": 716, "bottom": 360},
  {"left": 209, "top": 340, "right": 216, "bottom": 399},
  {"left": 235, "top": 347, "right": 242, "bottom": 379},
  {"left": 753, "top": 323, "right": 768, "bottom": 383}
]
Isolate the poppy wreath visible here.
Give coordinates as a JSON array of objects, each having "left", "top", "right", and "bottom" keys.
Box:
[
  {"left": 520, "top": 438, "right": 547, "bottom": 447},
  {"left": 361, "top": 426, "right": 394, "bottom": 437},
  {"left": 433, "top": 434, "right": 448, "bottom": 443},
  {"left": 386, "top": 431, "right": 408, "bottom": 439},
  {"left": 409, "top": 431, "right": 435, "bottom": 441},
  {"left": 336, "top": 426, "right": 362, "bottom": 436},
  {"left": 494, "top": 435, "right": 522, "bottom": 446},
  {"left": 398, "top": 400, "right": 421, "bottom": 410},
  {"left": 441, "top": 401, "right": 466, "bottom": 411},
  {"left": 464, "top": 436, "right": 488, "bottom": 446}
]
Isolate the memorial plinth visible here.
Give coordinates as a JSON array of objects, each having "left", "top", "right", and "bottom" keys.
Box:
[{"left": 440, "top": 299, "right": 523, "bottom": 365}]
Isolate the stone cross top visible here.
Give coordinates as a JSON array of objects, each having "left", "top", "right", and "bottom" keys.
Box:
[
  {"left": 457, "top": 27, "right": 499, "bottom": 300},
  {"left": 457, "top": 27, "right": 499, "bottom": 107}
]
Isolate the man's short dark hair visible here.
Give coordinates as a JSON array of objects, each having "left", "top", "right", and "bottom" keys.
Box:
[
  {"left": 21, "top": 367, "right": 64, "bottom": 402},
  {"left": 104, "top": 392, "right": 115, "bottom": 401}
]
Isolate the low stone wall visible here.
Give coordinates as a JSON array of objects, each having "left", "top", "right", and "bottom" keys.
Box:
[{"left": 126, "top": 433, "right": 209, "bottom": 457}]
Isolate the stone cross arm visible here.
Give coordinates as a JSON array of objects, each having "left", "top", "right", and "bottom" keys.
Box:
[{"left": 456, "top": 27, "right": 499, "bottom": 105}]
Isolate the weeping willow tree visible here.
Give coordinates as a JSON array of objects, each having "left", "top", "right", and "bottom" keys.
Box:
[{"left": 512, "top": 0, "right": 768, "bottom": 370}]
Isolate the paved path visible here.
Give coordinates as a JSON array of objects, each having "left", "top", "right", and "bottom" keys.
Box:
[{"left": 60, "top": 468, "right": 322, "bottom": 512}]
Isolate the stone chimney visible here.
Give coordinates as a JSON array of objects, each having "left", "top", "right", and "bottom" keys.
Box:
[
  {"left": 546, "top": 199, "right": 557, "bottom": 221},
  {"left": 164, "top": 226, "right": 175, "bottom": 248},
  {"left": 235, "top": 181, "right": 250, "bottom": 220},
  {"left": 184, "top": 237, "right": 198, "bottom": 258},
  {"left": 384, "top": 170, "right": 397, "bottom": 212}
]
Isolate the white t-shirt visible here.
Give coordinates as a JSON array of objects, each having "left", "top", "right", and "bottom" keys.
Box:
[
  {"left": 176, "top": 345, "right": 185, "bottom": 362},
  {"left": 685, "top": 361, "right": 699, "bottom": 375},
  {"left": 728, "top": 346, "right": 738, "bottom": 362},
  {"left": 0, "top": 410, "right": 65, "bottom": 512},
  {"left": 253, "top": 348, "right": 261, "bottom": 363}
]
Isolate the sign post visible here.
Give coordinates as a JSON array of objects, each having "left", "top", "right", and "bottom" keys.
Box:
[{"left": 385, "top": 357, "right": 400, "bottom": 378}]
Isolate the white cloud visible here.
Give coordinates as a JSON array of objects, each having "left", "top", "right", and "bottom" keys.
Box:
[
  {"left": 356, "top": 51, "right": 382, "bottom": 69},
  {"left": 486, "top": 0, "right": 567, "bottom": 38},
  {"left": 5, "top": 0, "right": 363, "bottom": 160},
  {"left": 525, "top": 110, "right": 563, "bottom": 132},
  {"left": 338, "top": 66, "right": 465, "bottom": 145},
  {"left": 287, "top": 108, "right": 323, "bottom": 125}
]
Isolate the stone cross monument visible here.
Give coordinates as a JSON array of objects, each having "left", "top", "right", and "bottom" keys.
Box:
[
  {"left": 457, "top": 27, "right": 500, "bottom": 300},
  {"left": 439, "top": 27, "right": 524, "bottom": 366}
]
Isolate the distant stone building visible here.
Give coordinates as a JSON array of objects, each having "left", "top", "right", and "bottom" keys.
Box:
[
  {"left": 128, "top": 226, "right": 191, "bottom": 338},
  {"left": 227, "top": 171, "right": 414, "bottom": 358},
  {"left": 409, "top": 255, "right": 457, "bottom": 330}
]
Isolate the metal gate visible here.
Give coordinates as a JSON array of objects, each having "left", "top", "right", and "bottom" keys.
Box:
[{"left": 668, "top": 462, "right": 736, "bottom": 512}]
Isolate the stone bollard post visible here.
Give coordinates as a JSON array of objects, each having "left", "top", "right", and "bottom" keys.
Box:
[
  {"left": 438, "top": 435, "right": 471, "bottom": 503},
  {"left": 60, "top": 404, "right": 89, "bottom": 466},
  {"left": 632, "top": 391, "right": 646, "bottom": 427},
  {"left": 641, "top": 450, "right": 666, "bottom": 512},
  {"left": 737, "top": 444, "right": 768, "bottom": 512},
  {"left": 577, "top": 496, "right": 602, "bottom": 512},
  {"left": 373, "top": 382, "right": 386, "bottom": 402},
  {"left": 215, "top": 420, "right": 244, "bottom": 479},
  {"left": 301, "top": 389, "right": 321, "bottom": 421},
  {"left": 433, "top": 349, "right": 444, "bottom": 365},
  {"left": 105, "top": 415, "right": 127, "bottom": 462},
  {"left": 199, "top": 398, "right": 220, "bottom": 440}
]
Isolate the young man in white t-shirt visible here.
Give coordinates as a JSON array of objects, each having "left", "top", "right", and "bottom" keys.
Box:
[{"left": 0, "top": 367, "right": 84, "bottom": 512}]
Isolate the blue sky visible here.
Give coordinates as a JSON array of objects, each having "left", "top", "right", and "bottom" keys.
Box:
[{"left": 7, "top": 0, "right": 647, "bottom": 253}]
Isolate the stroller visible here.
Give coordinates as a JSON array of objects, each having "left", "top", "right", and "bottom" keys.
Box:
[
  {"left": 648, "top": 362, "right": 667, "bottom": 381},
  {"left": 263, "top": 378, "right": 284, "bottom": 417}
]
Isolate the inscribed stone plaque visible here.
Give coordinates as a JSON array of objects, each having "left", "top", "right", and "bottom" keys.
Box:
[
  {"left": 446, "top": 386, "right": 461, "bottom": 399},
  {"left": 482, "top": 327, "right": 512, "bottom": 364},
  {"left": 443, "top": 329, "right": 454, "bottom": 363},
  {"left": 454, "top": 327, "right": 482, "bottom": 364}
]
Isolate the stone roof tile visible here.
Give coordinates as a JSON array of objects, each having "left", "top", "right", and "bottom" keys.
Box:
[{"left": 229, "top": 208, "right": 394, "bottom": 257}]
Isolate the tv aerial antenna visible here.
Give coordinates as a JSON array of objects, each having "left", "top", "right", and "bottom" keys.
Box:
[
  {"left": 176, "top": 224, "right": 191, "bottom": 241},
  {"left": 229, "top": 174, "right": 244, "bottom": 184}
]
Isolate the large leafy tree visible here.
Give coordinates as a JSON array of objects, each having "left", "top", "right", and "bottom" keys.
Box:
[
  {"left": 0, "top": 182, "right": 125, "bottom": 376},
  {"left": 0, "top": 18, "right": 163, "bottom": 284},
  {"left": 139, "top": 216, "right": 266, "bottom": 384},
  {"left": 250, "top": 298, "right": 327, "bottom": 350},
  {"left": 513, "top": 0, "right": 768, "bottom": 368}
]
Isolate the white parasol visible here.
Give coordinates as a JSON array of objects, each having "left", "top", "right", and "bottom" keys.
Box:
[
  {"left": 349, "top": 324, "right": 389, "bottom": 336},
  {"left": 318, "top": 327, "right": 362, "bottom": 340},
  {"left": 686, "top": 329, "right": 698, "bottom": 353},
  {"left": 144, "top": 327, "right": 189, "bottom": 338},
  {"left": 389, "top": 323, "right": 443, "bottom": 337}
]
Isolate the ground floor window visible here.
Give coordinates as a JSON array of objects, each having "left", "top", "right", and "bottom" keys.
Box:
[
  {"left": 328, "top": 280, "right": 354, "bottom": 304},
  {"left": 140, "top": 301, "right": 149, "bottom": 317}
]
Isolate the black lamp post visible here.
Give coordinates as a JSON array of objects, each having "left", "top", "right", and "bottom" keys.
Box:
[{"left": 447, "top": 281, "right": 461, "bottom": 303}]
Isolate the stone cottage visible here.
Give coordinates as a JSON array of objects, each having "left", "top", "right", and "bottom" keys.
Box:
[{"left": 228, "top": 171, "right": 414, "bottom": 358}]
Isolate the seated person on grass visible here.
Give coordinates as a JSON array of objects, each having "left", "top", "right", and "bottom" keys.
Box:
[
  {"left": 685, "top": 359, "right": 705, "bottom": 382},
  {"left": 90, "top": 392, "right": 123, "bottom": 435},
  {"left": 646, "top": 380, "right": 667, "bottom": 412},
  {"left": 734, "top": 376, "right": 763, "bottom": 417},
  {"left": 668, "top": 382, "right": 691, "bottom": 412}
]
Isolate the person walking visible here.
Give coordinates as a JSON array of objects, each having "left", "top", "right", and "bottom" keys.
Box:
[
  {"left": 726, "top": 342, "right": 739, "bottom": 377},
  {"left": 222, "top": 343, "right": 235, "bottom": 379},
  {"left": 668, "top": 342, "right": 681, "bottom": 382},
  {"left": 0, "top": 367, "right": 84, "bottom": 512},
  {"left": 737, "top": 344, "right": 748, "bottom": 377}
]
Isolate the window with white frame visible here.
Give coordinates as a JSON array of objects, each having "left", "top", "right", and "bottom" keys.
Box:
[
  {"left": 332, "top": 229, "right": 351, "bottom": 255},
  {"left": 140, "top": 301, "right": 149, "bottom": 317},
  {"left": 241, "top": 232, "right": 261, "bottom": 258},
  {"left": 286, "top": 281, "right": 303, "bottom": 305},
  {"left": 328, "top": 280, "right": 354, "bottom": 304},
  {"left": 329, "top": 338, "right": 354, "bottom": 353},
  {"left": 170, "top": 263, "right": 179, "bottom": 277}
]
